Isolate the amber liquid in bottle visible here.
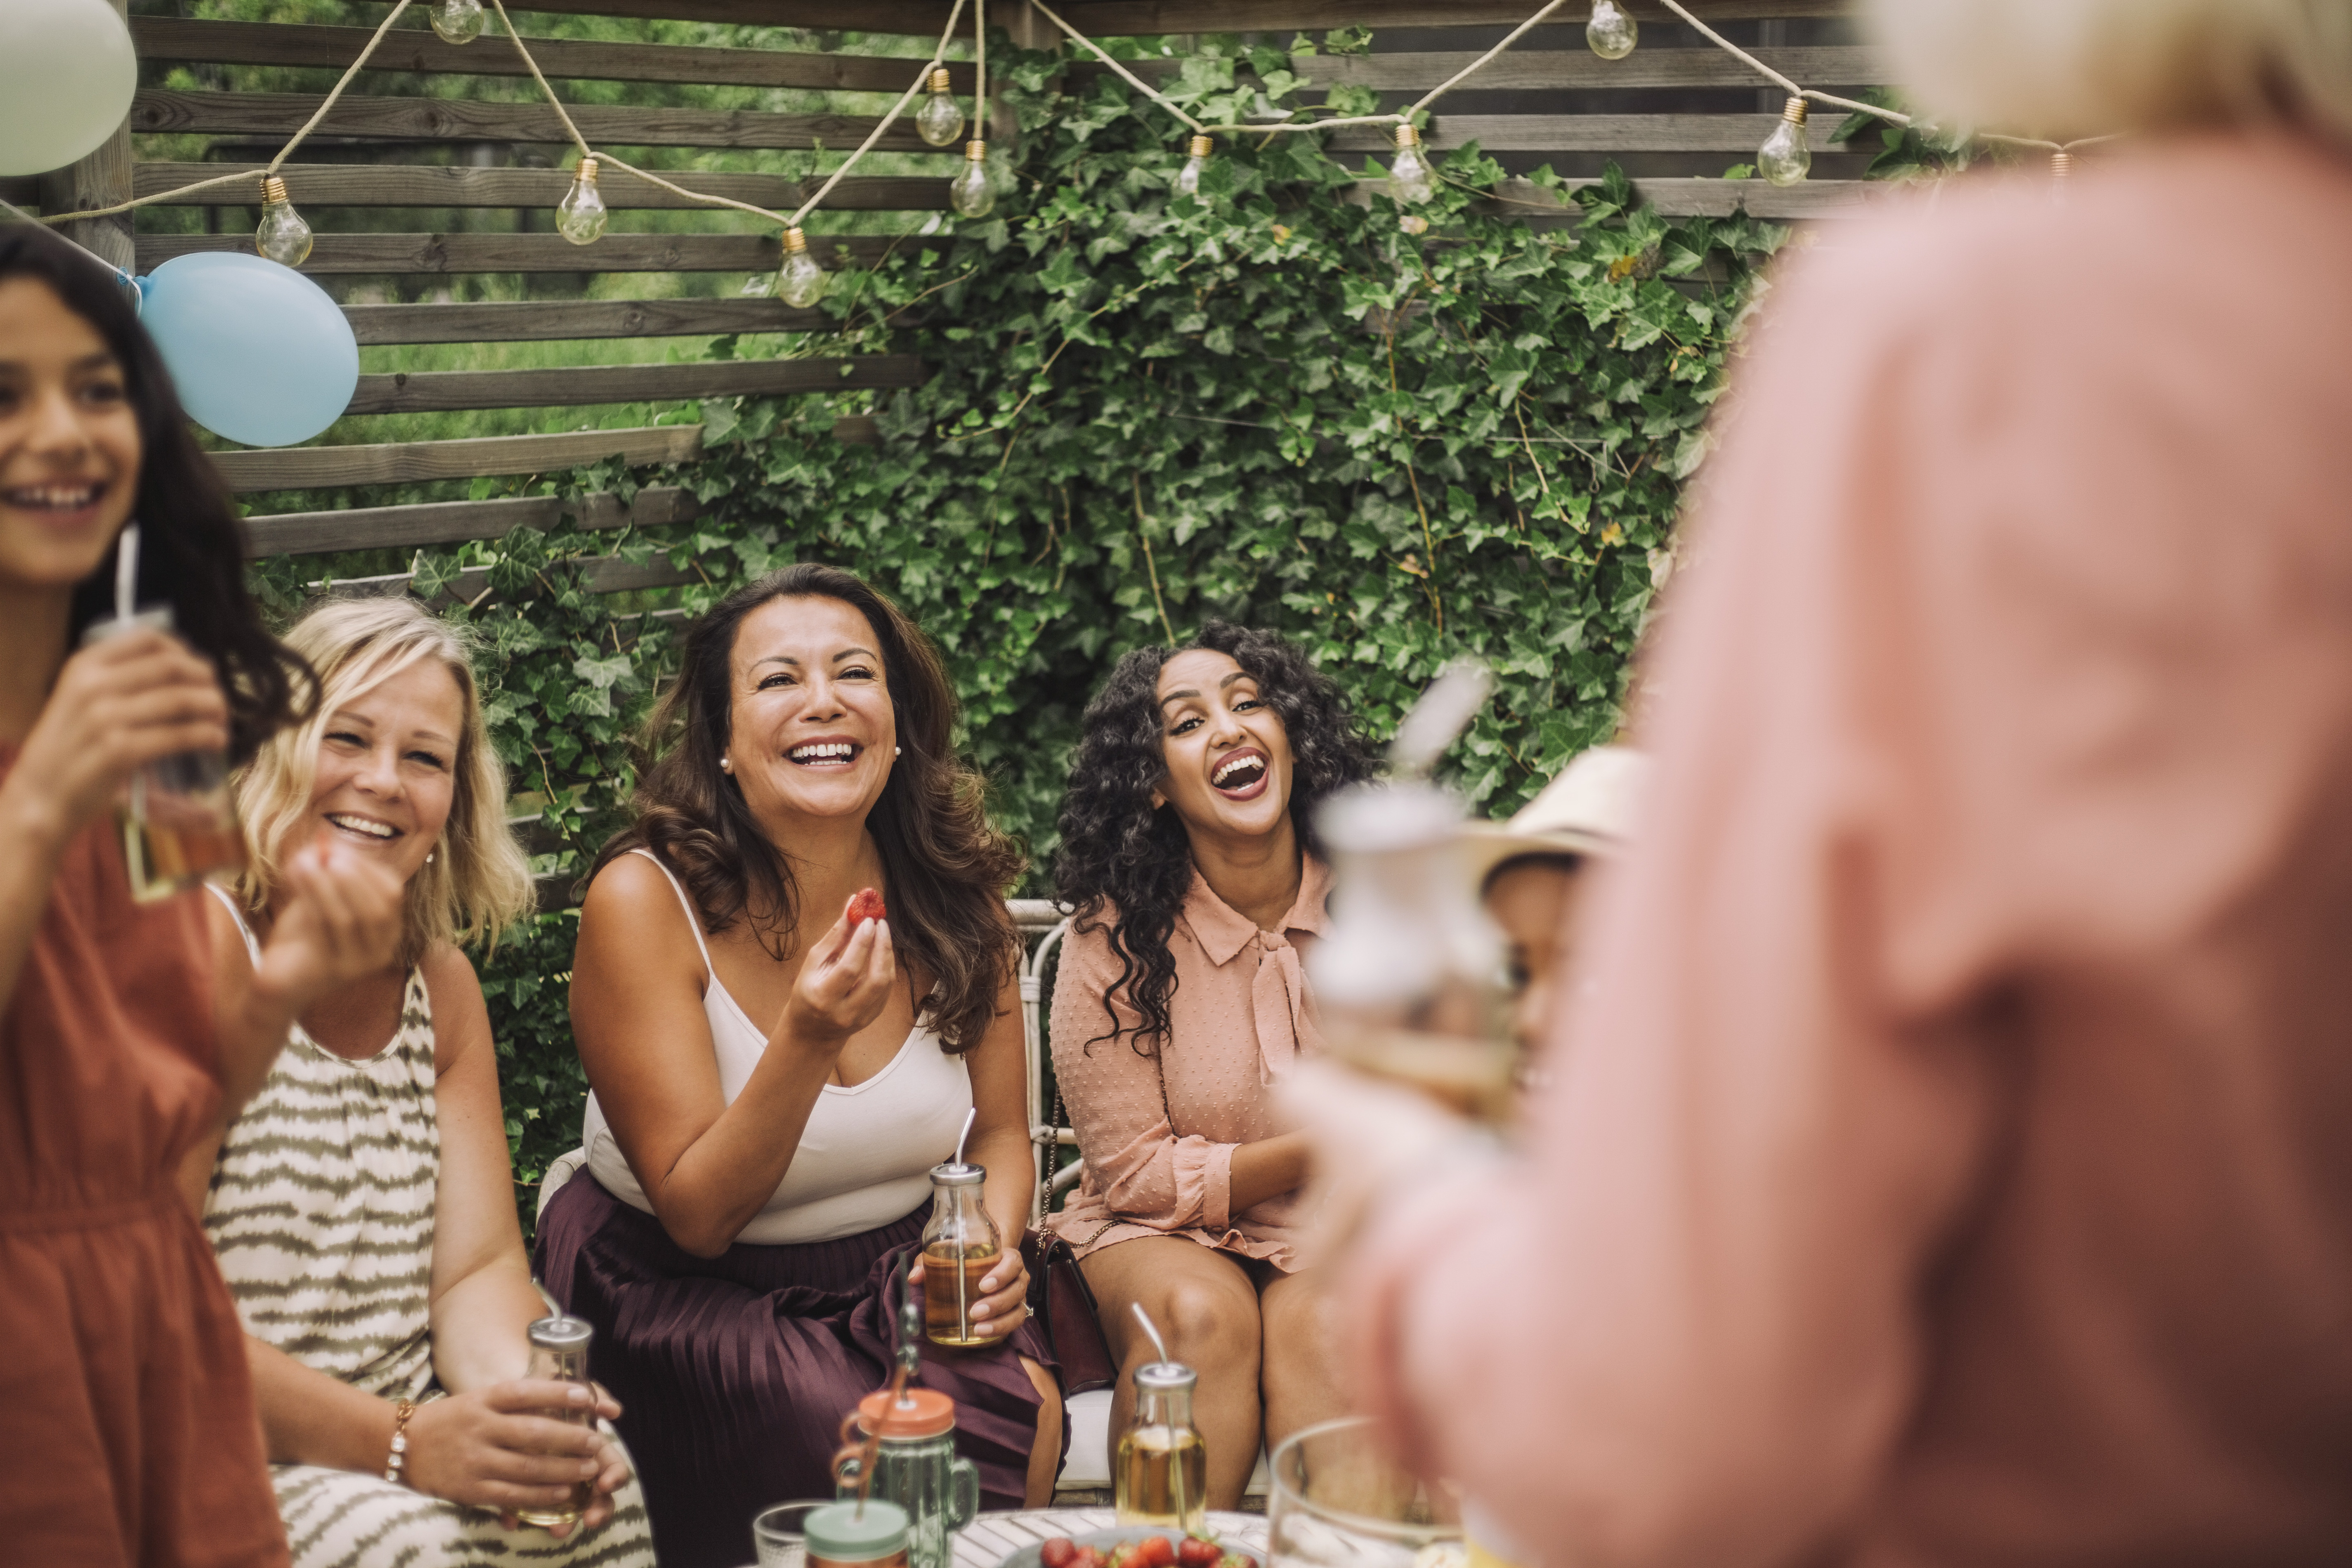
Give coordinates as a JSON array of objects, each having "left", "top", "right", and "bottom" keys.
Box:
[
  {"left": 514, "top": 1401, "right": 598, "bottom": 1528},
  {"left": 1115, "top": 1425, "right": 1207, "bottom": 1534},
  {"left": 921, "top": 1241, "right": 999, "bottom": 1348},
  {"left": 121, "top": 807, "right": 245, "bottom": 903}
]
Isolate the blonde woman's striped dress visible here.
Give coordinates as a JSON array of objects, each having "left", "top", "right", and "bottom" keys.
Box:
[{"left": 203, "top": 902, "right": 654, "bottom": 1568}]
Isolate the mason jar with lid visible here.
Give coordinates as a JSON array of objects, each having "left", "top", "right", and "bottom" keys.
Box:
[
  {"left": 834, "top": 1387, "right": 978, "bottom": 1568},
  {"left": 804, "top": 1500, "right": 912, "bottom": 1568}
]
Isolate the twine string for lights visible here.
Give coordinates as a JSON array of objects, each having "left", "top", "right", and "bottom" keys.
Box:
[{"left": 16, "top": 0, "right": 2125, "bottom": 286}]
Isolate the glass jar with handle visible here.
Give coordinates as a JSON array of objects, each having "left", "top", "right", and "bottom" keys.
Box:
[{"left": 834, "top": 1386, "right": 979, "bottom": 1568}]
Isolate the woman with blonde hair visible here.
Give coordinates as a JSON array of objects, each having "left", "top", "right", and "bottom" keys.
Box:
[
  {"left": 1309, "top": 3, "right": 2352, "bottom": 1566},
  {"left": 182, "top": 595, "right": 653, "bottom": 1568}
]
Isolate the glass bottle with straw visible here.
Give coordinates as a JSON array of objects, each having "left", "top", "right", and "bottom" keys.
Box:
[
  {"left": 1308, "top": 662, "right": 1517, "bottom": 1122},
  {"left": 919, "top": 1108, "right": 1002, "bottom": 1348},
  {"left": 80, "top": 522, "right": 245, "bottom": 900},
  {"left": 1115, "top": 1304, "right": 1207, "bottom": 1535}
]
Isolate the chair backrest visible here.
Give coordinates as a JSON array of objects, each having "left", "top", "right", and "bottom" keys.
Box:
[{"left": 1009, "top": 898, "right": 1078, "bottom": 1227}]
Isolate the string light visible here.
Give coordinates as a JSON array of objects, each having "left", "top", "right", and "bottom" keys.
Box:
[
  {"left": 1586, "top": 1, "right": 1638, "bottom": 61},
  {"left": 916, "top": 67, "right": 966, "bottom": 147},
  {"left": 1175, "top": 134, "right": 1213, "bottom": 197},
  {"left": 1758, "top": 97, "right": 1811, "bottom": 187},
  {"left": 430, "top": 0, "right": 485, "bottom": 45},
  {"left": 1389, "top": 125, "right": 1436, "bottom": 205},
  {"left": 254, "top": 176, "right": 313, "bottom": 267},
  {"left": 557, "top": 155, "right": 607, "bottom": 244},
  {"left": 950, "top": 141, "right": 995, "bottom": 218},
  {"left": 777, "top": 226, "right": 828, "bottom": 306}
]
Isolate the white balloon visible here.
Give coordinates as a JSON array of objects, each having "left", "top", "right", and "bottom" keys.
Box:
[{"left": 0, "top": 0, "right": 139, "bottom": 178}]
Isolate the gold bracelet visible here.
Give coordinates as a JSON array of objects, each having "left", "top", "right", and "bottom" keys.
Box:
[{"left": 383, "top": 1397, "right": 417, "bottom": 1486}]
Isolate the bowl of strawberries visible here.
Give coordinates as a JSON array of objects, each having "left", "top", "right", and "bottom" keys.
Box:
[{"left": 1007, "top": 1530, "right": 1256, "bottom": 1568}]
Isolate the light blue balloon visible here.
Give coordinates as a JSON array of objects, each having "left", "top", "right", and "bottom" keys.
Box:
[{"left": 141, "top": 253, "right": 359, "bottom": 448}]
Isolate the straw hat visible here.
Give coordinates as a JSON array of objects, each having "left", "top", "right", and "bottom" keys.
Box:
[{"left": 1461, "top": 744, "right": 1651, "bottom": 888}]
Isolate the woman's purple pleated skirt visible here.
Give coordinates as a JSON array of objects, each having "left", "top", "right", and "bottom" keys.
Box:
[{"left": 536, "top": 1174, "right": 1061, "bottom": 1568}]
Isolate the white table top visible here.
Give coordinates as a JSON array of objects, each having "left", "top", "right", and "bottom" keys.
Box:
[{"left": 952, "top": 1509, "right": 1270, "bottom": 1568}]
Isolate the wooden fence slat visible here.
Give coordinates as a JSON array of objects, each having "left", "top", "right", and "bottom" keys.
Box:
[
  {"left": 209, "top": 424, "right": 703, "bottom": 492},
  {"left": 135, "top": 163, "right": 947, "bottom": 213},
  {"left": 130, "top": 90, "right": 940, "bottom": 153},
  {"left": 342, "top": 298, "right": 828, "bottom": 345},
  {"left": 129, "top": 18, "right": 978, "bottom": 93},
  {"left": 1329, "top": 112, "right": 1851, "bottom": 154},
  {"left": 1305, "top": 45, "right": 1888, "bottom": 94},
  {"left": 134, "top": 231, "right": 929, "bottom": 274},
  {"left": 344, "top": 353, "right": 928, "bottom": 415},
  {"left": 500, "top": 0, "right": 1843, "bottom": 27},
  {"left": 1478, "top": 174, "right": 1880, "bottom": 219},
  {"left": 244, "top": 483, "right": 698, "bottom": 557}
]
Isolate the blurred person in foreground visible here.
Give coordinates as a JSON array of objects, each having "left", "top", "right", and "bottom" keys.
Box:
[
  {"left": 0, "top": 225, "right": 401, "bottom": 1566},
  {"left": 1294, "top": 3, "right": 2352, "bottom": 1564},
  {"left": 1463, "top": 744, "right": 1647, "bottom": 1056}
]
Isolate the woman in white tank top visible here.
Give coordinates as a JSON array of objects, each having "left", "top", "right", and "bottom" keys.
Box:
[{"left": 534, "top": 566, "right": 1063, "bottom": 1568}]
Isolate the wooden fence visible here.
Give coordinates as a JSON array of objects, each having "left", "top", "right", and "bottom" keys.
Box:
[
  {"left": 11, "top": 1, "right": 1875, "bottom": 574},
  {"left": 14, "top": 1, "right": 1873, "bottom": 894}
]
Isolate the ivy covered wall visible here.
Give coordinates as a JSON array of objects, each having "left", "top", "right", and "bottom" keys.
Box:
[{"left": 255, "top": 35, "right": 1792, "bottom": 1221}]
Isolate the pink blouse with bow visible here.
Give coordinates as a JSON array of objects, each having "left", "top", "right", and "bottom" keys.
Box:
[{"left": 1048, "top": 858, "right": 1328, "bottom": 1269}]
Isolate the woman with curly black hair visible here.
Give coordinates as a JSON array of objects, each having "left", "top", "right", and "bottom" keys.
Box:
[{"left": 1048, "top": 620, "right": 1377, "bottom": 1507}]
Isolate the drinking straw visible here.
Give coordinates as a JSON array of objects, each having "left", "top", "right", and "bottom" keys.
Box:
[
  {"left": 115, "top": 522, "right": 139, "bottom": 621},
  {"left": 953, "top": 1106, "right": 976, "bottom": 1167}
]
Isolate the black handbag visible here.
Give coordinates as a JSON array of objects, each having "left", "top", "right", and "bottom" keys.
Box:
[{"left": 1024, "top": 1226, "right": 1119, "bottom": 1397}]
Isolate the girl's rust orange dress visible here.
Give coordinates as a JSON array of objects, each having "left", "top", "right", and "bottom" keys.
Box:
[{"left": 0, "top": 753, "right": 287, "bottom": 1568}]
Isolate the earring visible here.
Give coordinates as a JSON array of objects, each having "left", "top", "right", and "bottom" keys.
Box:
[
  {"left": 720, "top": 756, "right": 733, "bottom": 773},
  {"left": 894, "top": 745, "right": 902, "bottom": 758},
  {"left": 425, "top": 851, "right": 434, "bottom": 865}
]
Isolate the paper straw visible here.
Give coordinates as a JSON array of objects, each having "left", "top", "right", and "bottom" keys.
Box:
[{"left": 115, "top": 522, "right": 139, "bottom": 620}]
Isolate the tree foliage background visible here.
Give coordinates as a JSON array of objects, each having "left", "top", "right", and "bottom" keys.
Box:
[{"left": 241, "top": 29, "right": 1793, "bottom": 1224}]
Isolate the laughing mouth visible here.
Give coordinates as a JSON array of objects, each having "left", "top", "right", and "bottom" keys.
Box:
[
  {"left": 325, "top": 812, "right": 399, "bottom": 841},
  {"left": 1211, "top": 749, "right": 1268, "bottom": 793},
  {"left": 2, "top": 482, "right": 105, "bottom": 512},
  {"left": 788, "top": 741, "right": 861, "bottom": 767}
]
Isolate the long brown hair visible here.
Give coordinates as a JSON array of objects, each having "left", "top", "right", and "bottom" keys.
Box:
[{"left": 590, "top": 564, "right": 1023, "bottom": 1052}]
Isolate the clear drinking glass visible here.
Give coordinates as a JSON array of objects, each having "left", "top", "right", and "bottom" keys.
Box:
[
  {"left": 754, "top": 1500, "right": 833, "bottom": 1568},
  {"left": 1269, "top": 1417, "right": 1466, "bottom": 1568},
  {"left": 517, "top": 1314, "right": 598, "bottom": 1530},
  {"left": 81, "top": 607, "right": 246, "bottom": 903}
]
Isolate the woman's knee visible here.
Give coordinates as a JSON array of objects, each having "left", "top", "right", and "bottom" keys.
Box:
[{"left": 1152, "top": 1274, "right": 1261, "bottom": 1369}]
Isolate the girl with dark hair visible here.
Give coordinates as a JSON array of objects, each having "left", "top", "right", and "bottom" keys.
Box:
[
  {"left": 0, "top": 224, "right": 402, "bottom": 1563},
  {"left": 1047, "top": 620, "right": 1377, "bottom": 1509},
  {"left": 534, "top": 564, "right": 1061, "bottom": 1568}
]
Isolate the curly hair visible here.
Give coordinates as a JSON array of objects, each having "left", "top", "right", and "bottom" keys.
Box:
[
  {"left": 589, "top": 564, "right": 1024, "bottom": 1053},
  {"left": 1052, "top": 621, "right": 1378, "bottom": 1056},
  {"left": 1, "top": 225, "right": 311, "bottom": 761}
]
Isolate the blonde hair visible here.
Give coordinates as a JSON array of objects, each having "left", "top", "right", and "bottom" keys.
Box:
[
  {"left": 234, "top": 596, "right": 534, "bottom": 967},
  {"left": 1871, "top": 0, "right": 2352, "bottom": 144}
]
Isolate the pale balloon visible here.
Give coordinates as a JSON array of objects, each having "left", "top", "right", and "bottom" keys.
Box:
[{"left": 0, "top": 0, "right": 139, "bottom": 178}]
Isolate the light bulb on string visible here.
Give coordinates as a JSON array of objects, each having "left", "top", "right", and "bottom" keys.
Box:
[
  {"left": 949, "top": 140, "right": 994, "bottom": 219},
  {"left": 430, "top": 0, "right": 486, "bottom": 44},
  {"left": 916, "top": 67, "right": 965, "bottom": 148},
  {"left": 1388, "top": 124, "right": 1436, "bottom": 205},
  {"left": 777, "top": 227, "right": 829, "bottom": 307},
  {"left": 1758, "top": 96, "right": 1811, "bottom": 187},
  {"left": 557, "top": 156, "right": 607, "bottom": 245},
  {"left": 254, "top": 176, "right": 313, "bottom": 267},
  {"left": 1174, "top": 134, "right": 1213, "bottom": 198},
  {"left": 1586, "top": 1, "right": 1638, "bottom": 60}
]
